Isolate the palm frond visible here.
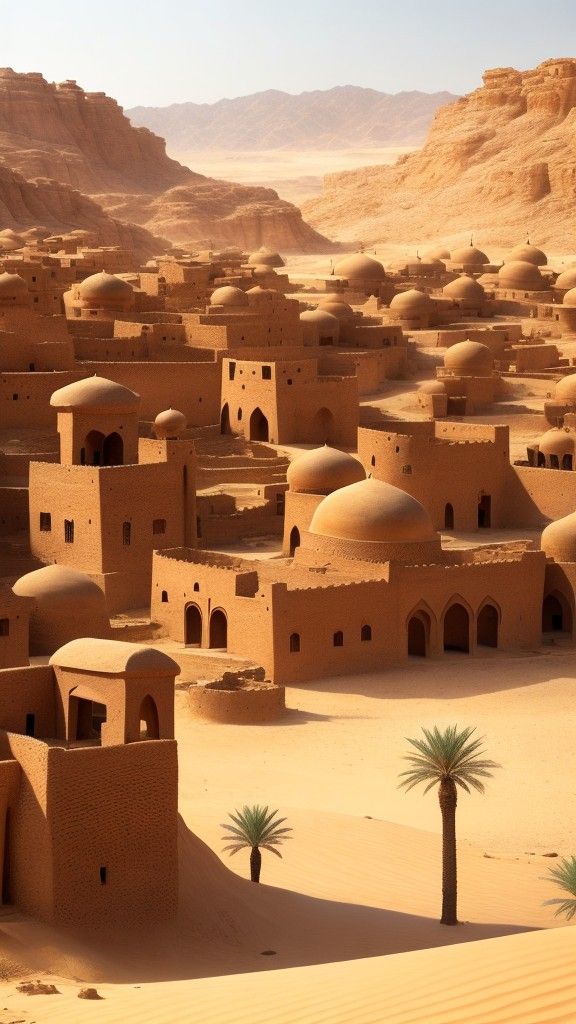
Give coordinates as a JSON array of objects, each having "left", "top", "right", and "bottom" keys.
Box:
[
  {"left": 398, "top": 724, "right": 500, "bottom": 796},
  {"left": 221, "top": 804, "right": 292, "bottom": 854},
  {"left": 541, "top": 856, "right": 576, "bottom": 920}
]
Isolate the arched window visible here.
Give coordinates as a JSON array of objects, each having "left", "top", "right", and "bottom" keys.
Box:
[
  {"left": 220, "top": 403, "right": 231, "bottom": 435},
  {"left": 371, "top": 455, "right": 375, "bottom": 467},
  {"left": 289, "top": 632, "right": 300, "bottom": 653},
  {"left": 361, "top": 624, "right": 372, "bottom": 641},
  {"left": 289, "top": 525, "right": 300, "bottom": 556},
  {"left": 333, "top": 630, "right": 344, "bottom": 647},
  {"left": 444, "top": 503, "right": 454, "bottom": 530},
  {"left": 193, "top": 582, "right": 200, "bottom": 592},
  {"left": 139, "top": 695, "right": 160, "bottom": 740},
  {"left": 237, "top": 407, "right": 243, "bottom": 421},
  {"left": 161, "top": 590, "right": 168, "bottom": 603}
]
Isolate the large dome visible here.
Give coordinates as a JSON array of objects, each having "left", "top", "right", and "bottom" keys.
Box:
[
  {"left": 507, "top": 242, "right": 547, "bottom": 266},
  {"left": 497, "top": 260, "right": 545, "bottom": 291},
  {"left": 0, "top": 271, "right": 28, "bottom": 305},
  {"left": 555, "top": 268, "right": 576, "bottom": 291},
  {"left": 13, "top": 565, "right": 110, "bottom": 655},
  {"left": 442, "top": 275, "right": 486, "bottom": 302},
  {"left": 287, "top": 445, "right": 365, "bottom": 495},
  {"left": 247, "top": 248, "right": 285, "bottom": 268},
  {"left": 444, "top": 340, "right": 493, "bottom": 376},
  {"left": 555, "top": 373, "right": 576, "bottom": 403},
  {"left": 77, "top": 271, "right": 135, "bottom": 309},
  {"left": 538, "top": 428, "right": 575, "bottom": 456},
  {"left": 309, "top": 477, "right": 435, "bottom": 544},
  {"left": 541, "top": 511, "right": 576, "bottom": 563},
  {"left": 334, "top": 253, "right": 386, "bottom": 282},
  {"left": 210, "top": 285, "right": 249, "bottom": 308},
  {"left": 317, "top": 296, "right": 355, "bottom": 319},
  {"left": 451, "top": 244, "right": 489, "bottom": 266},
  {"left": 389, "top": 288, "right": 432, "bottom": 312},
  {"left": 50, "top": 375, "right": 139, "bottom": 412}
]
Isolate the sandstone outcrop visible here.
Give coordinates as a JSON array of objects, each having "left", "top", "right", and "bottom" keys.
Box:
[
  {"left": 303, "top": 59, "right": 576, "bottom": 249},
  {"left": 0, "top": 69, "right": 332, "bottom": 251}
]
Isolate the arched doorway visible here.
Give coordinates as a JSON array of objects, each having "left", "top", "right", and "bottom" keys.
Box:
[
  {"left": 477, "top": 604, "right": 499, "bottom": 648},
  {"left": 185, "top": 603, "right": 202, "bottom": 646},
  {"left": 542, "top": 592, "right": 572, "bottom": 634},
  {"left": 408, "top": 612, "right": 430, "bottom": 656},
  {"left": 289, "top": 525, "right": 300, "bottom": 556},
  {"left": 220, "top": 403, "right": 231, "bottom": 435},
  {"left": 443, "top": 602, "right": 470, "bottom": 653},
  {"left": 311, "top": 407, "right": 335, "bottom": 444},
  {"left": 249, "top": 407, "right": 269, "bottom": 442},
  {"left": 139, "top": 695, "right": 159, "bottom": 739},
  {"left": 103, "top": 432, "right": 123, "bottom": 466},
  {"left": 444, "top": 503, "right": 454, "bottom": 530},
  {"left": 84, "top": 429, "right": 105, "bottom": 465},
  {"left": 477, "top": 495, "right": 491, "bottom": 528},
  {"left": 209, "top": 609, "right": 228, "bottom": 648}
]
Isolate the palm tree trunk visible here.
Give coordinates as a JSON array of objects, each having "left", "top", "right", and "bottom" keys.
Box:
[
  {"left": 250, "top": 845, "right": 261, "bottom": 883},
  {"left": 439, "top": 778, "right": 458, "bottom": 925}
]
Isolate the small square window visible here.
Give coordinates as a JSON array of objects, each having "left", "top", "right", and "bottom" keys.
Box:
[
  {"left": 40, "top": 512, "right": 52, "bottom": 532},
  {"left": 262, "top": 366, "right": 272, "bottom": 380},
  {"left": 153, "top": 518, "right": 166, "bottom": 535}
]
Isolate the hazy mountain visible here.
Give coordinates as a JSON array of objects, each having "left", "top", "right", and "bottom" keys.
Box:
[{"left": 127, "top": 86, "right": 458, "bottom": 152}]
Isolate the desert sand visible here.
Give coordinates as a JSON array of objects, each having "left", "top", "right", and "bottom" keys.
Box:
[{"left": 0, "top": 645, "right": 574, "bottom": 1021}]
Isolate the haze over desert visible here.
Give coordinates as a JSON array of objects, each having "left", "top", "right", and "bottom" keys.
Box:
[{"left": 1, "top": 2, "right": 576, "bottom": 1022}]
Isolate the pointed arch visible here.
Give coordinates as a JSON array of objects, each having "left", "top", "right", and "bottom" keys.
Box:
[
  {"left": 289, "top": 525, "right": 300, "bottom": 556},
  {"left": 442, "top": 595, "right": 473, "bottom": 654},
  {"left": 311, "top": 407, "right": 335, "bottom": 444},
  {"left": 542, "top": 590, "right": 573, "bottom": 634},
  {"left": 220, "top": 403, "right": 231, "bottom": 435},
  {"left": 477, "top": 599, "right": 500, "bottom": 648},
  {"left": 102, "top": 432, "right": 123, "bottom": 466},
  {"left": 406, "top": 602, "right": 435, "bottom": 658},
  {"left": 139, "top": 695, "right": 159, "bottom": 739},
  {"left": 249, "top": 407, "right": 269, "bottom": 442}
]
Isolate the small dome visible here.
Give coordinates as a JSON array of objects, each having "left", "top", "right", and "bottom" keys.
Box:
[
  {"left": 0, "top": 271, "right": 28, "bottom": 304},
  {"left": 210, "top": 285, "right": 249, "bottom": 308},
  {"left": 246, "top": 285, "right": 277, "bottom": 302},
  {"left": 317, "top": 297, "right": 355, "bottom": 319},
  {"left": 555, "top": 374, "right": 576, "bottom": 403},
  {"left": 334, "top": 253, "right": 386, "bottom": 282},
  {"left": 419, "top": 380, "right": 447, "bottom": 394},
  {"left": 541, "top": 511, "right": 576, "bottom": 563},
  {"left": 508, "top": 243, "right": 547, "bottom": 266},
  {"left": 50, "top": 375, "right": 139, "bottom": 412},
  {"left": 562, "top": 287, "right": 576, "bottom": 306},
  {"left": 154, "top": 408, "right": 187, "bottom": 439},
  {"left": 251, "top": 264, "right": 277, "bottom": 277},
  {"left": 451, "top": 244, "right": 489, "bottom": 266},
  {"left": 77, "top": 271, "right": 135, "bottom": 309},
  {"left": 49, "top": 638, "right": 180, "bottom": 675},
  {"left": 300, "top": 308, "right": 340, "bottom": 336},
  {"left": 389, "top": 288, "right": 432, "bottom": 311},
  {"left": 287, "top": 445, "right": 365, "bottom": 495},
  {"left": 310, "top": 478, "right": 435, "bottom": 544},
  {"left": 247, "top": 249, "right": 285, "bottom": 268},
  {"left": 444, "top": 340, "right": 493, "bottom": 376},
  {"left": 13, "top": 565, "right": 110, "bottom": 655},
  {"left": 497, "top": 260, "right": 545, "bottom": 291},
  {"left": 442, "top": 275, "right": 486, "bottom": 302},
  {"left": 555, "top": 268, "right": 576, "bottom": 291},
  {"left": 425, "top": 246, "right": 451, "bottom": 260},
  {"left": 537, "top": 428, "right": 575, "bottom": 456}
]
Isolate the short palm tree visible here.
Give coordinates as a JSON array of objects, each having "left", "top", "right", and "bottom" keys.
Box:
[
  {"left": 543, "top": 856, "right": 576, "bottom": 920},
  {"left": 399, "top": 725, "right": 500, "bottom": 926},
  {"left": 221, "top": 804, "right": 292, "bottom": 883}
]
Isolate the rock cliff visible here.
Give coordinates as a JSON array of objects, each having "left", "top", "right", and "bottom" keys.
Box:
[
  {"left": 303, "top": 59, "right": 576, "bottom": 249},
  {"left": 0, "top": 68, "right": 333, "bottom": 251}
]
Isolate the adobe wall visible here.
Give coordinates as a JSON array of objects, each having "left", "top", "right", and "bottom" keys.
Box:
[
  {"left": 52, "top": 666, "right": 174, "bottom": 745},
  {"left": 188, "top": 681, "right": 285, "bottom": 723},
  {"left": 283, "top": 491, "right": 324, "bottom": 554},
  {"left": 81, "top": 361, "right": 220, "bottom": 425},
  {"left": 0, "top": 485, "right": 29, "bottom": 535},
  {"left": 0, "top": 372, "right": 85, "bottom": 429},
  {"left": 48, "top": 740, "right": 178, "bottom": 929},
  {"left": 506, "top": 465, "right": 576, "bottom": 526},
  {"left": 0, "top": 591, "right": 31, "bottom": 670},
  {"left": 0, "top": 666, "right": 54, "bottom": 732}
]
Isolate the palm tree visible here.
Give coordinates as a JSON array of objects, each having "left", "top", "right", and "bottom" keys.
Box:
[
  {"left": 398, "top": 725, "right": 500, "bottom": 926},
  {"left": 543, "top": 856, "right": 576, "bottom": 920},
  {"left": 221, "top": 805, "right": 292, "bottom": 883}
]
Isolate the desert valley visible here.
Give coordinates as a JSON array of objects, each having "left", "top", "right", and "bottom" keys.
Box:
[{"left": 0, "top": 13, "right": 575, "bottom": 1022}]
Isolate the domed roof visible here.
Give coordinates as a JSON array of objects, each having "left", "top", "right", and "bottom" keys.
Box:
[
  {"left": 541, "top": 511, "right": 576, "bottom": 563},
  {"left": 389, "top": 288, "right": 432, "bottom": 311},
  {"left": 49, "top": 638, "right": 180, "bottom": 675},
  {"left": 562, "top": 287, "right": 576, "bottom": 306},
  {"left": 247, "top": 248, "right": 285, "bottom": 268},
  {"left": 251, "top": 264, "right": 277, "bottom": 276},
  {"left": 442, "top": 275, "right": 486, "bottom": 301},
  {"left": 0, "top": 234, "right": 24, "bottom": 251},
  {"left": 451, "top": 244, "right": 489, "bottom": 266},
  {"left": 419, "top": 380, "right": 447, "bottom": 394},
  {"left": 555, "top": 268, "right": 576, "bottom": 291},
  {"left": 497, "top": 260, "right": 545, "bottom": 290},
  {"left": 555, "top": 373, "right": 576, "bottom": 403},
  {"left": 154, "top": 408, "right": 187, "bottom": 439},
  {"left": 246, "top": 285, "right": 277, "bottom": 302},
  {"left": 444, "top": 340, "right": 493, "bottom": 375},
  {"left": 287, "top": 445, "right": 365, "bottom": 495},
  {"left": 13, "top": 565, "right": 110, "bottom": 655},
  {"left": 210, "top": 285, "right": 249, "bottom": 307},
  {"left": 77, "top": 271, "right": 135, "bottom": 307},
  {"left": 334, "top": 253, "right": 386, "bottom": 282},
  {"left": 50, "top": 375, "right": 139, "bottom": 412},
  {"left": 537, "top": 428, "right": 575, "bottom": 455},
  {"left": 309, "top": 477, "right": 435, "bottom": 544},
  {"left": 317, "top": 297, "right": 355, "bottom": 319},
  {"left": 508, "top": 242, "right": 547, "bottom": 266},
  {"left": 300, "top": 308, "right": 340, "bottom": 330},
  {"left": 0, "top": 271, "right": 28, "bottom": 302},
  {"left": 425, "top": 246, "right": 451, "bottom": 260}
]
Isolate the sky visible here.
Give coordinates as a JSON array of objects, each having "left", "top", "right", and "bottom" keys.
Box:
[{"left": 3, "top": 0, "right": 576, "bottom": 109}]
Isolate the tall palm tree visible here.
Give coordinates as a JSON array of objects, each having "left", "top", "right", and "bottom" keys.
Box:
[
  {"left": 543, "top": 856, "right": 576, "bottom": 920},
  {"left": 221, "top": 805, "right": 292, "bottom": 883},
  {"left": 398, "top": 724, "right": 500, "bottom": 926}
]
